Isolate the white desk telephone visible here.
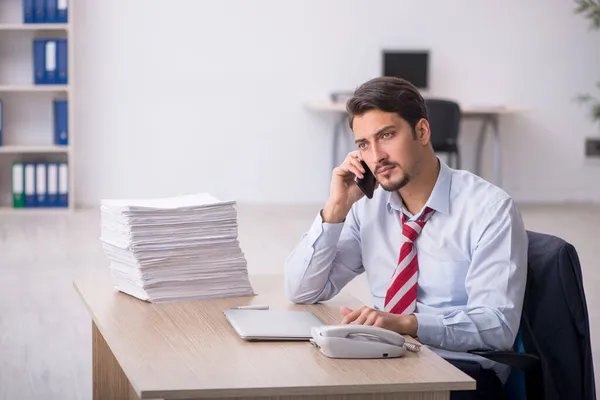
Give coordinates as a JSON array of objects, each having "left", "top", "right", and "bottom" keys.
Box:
[{"left": 310, "top": 324, "right": 421, "bottom": 359}]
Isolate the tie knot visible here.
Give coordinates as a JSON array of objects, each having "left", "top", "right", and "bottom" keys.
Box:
[{"left": 401, "top": 207, "right": 434, "bottom": 243}]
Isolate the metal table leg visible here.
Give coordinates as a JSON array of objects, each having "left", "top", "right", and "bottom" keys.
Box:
[
  {"left": 474, "top": 115, "right": 490, "bottom": 179},
  {"left": 473, "top": 114, "right": 502, "bottom": 187},
  {"left": 332, "top": 114, "right": 349, "bottom": 170},
  {"left": 490, "top": 115, "right": 502, "bottom": 187}
]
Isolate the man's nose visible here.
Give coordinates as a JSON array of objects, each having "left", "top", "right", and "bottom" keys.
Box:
[{"left": 371, "top": 144, "right": 387, "bottom": 164}]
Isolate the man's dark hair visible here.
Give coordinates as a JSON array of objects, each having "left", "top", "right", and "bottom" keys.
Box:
[{"left": 346, "top": 76, "right": 428, "bottom": 137}]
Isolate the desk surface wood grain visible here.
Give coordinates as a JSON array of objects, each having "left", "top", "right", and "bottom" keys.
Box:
[{"left": 74, "top": 274, "right": 475, "bottom": 399}]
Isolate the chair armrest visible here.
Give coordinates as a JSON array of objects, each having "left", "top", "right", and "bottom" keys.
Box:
[{"left": 468, "top": 350, "right": 540, "bottom": 372}]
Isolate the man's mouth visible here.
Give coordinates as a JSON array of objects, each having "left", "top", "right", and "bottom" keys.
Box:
[{"left": 376, "top": 165, "right": 394, "bottom": 175}]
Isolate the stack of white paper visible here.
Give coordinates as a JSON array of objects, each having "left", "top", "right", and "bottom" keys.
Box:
[{"left": 99, "top": 193, "right": 255, "bottom": 303}]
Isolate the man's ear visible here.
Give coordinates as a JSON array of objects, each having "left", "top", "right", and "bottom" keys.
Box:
[{"left": 416, "top": 119, "right": 431, "bottom": 144}]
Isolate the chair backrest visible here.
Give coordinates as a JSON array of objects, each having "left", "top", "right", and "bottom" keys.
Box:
[
  {"left": 424, "top": 98, "right": 461, "bottom": 148},
  {"left": 520, "top": 231, "right": 596, "bottom": 400}
]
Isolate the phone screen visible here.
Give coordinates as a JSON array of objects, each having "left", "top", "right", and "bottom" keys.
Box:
[{"left": 355, "top": 160, "right": 376, "bottom": 199}]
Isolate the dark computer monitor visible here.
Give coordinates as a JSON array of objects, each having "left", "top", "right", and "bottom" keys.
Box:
[{"left": 382, "top": 51, "right": 429, "bottom": 89}]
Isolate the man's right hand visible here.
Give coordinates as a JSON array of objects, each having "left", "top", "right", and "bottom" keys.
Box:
[{"left": 322, "top": 151, "right": 376, "bottom": 223}]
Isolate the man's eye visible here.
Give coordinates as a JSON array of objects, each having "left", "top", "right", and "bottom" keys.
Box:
[
  {"left": 358, "top": 142, "right": 368, "bottom": 150},
  {"left": 382, "top": 132, "right": 393, "bottom": 138}
]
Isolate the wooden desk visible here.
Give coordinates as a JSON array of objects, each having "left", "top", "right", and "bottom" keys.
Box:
[
  {"left": 74, "top": 274, "right": 475, "bottom": 400},
  {"left": 305, "top": 100, "right": 526, "bottom": 187}
]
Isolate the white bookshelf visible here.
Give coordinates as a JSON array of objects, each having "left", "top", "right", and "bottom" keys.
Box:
[
  {"left": 0, "top": 84, "right": 69, "bottom": 92},
  {"left": 0, "top": 206, "right": 71, "bottom": 214},
  {"left": 0, "top": 145, "right": 69, "bottom": 153},
  {"left": 0, "top": 0, "right": 74, "bottom": 212},
  {"left": 0, "top": 23, "right": 69, "bottom": 31}
]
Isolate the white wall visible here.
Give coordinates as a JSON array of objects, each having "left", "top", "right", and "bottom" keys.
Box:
[{"left": 74, "top": 0, "right": 600, "bottom": 206}]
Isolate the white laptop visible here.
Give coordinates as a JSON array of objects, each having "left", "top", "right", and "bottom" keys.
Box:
[{"left": 223, "top": 308, "right": 326, "bottom": 341}]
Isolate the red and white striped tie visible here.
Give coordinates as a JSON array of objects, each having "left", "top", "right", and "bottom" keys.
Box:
[{"left": 384, "top": 207, "right": 435, "bottom": 315}]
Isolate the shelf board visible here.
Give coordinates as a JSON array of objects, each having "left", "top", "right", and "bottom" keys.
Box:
[
  {"left": 0, "top": 84, "right": 69, "bottom": 93},
  {"left": 0, "top": 145, "right": 70, "bottom": 153},
  {"left": 0, "top": 23, "right": 69, "bottom": 31},
  {"left": 0, "top": 207, "right": 72, "bottom": 214}
]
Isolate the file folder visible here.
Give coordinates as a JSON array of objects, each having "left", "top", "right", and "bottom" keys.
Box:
[
  {"left": 36, "top": 163, "right": 47, "bottom": 207},
  {"left": 54, "top": 99, "right": 68, "bottom": 145},
  {"left": 24, "top": 0, "right": 34, "bottom": 23},
  {"left": 47, "top": 163, "right": 58, "bottom": 207},
  {"left": 57, "top": 39, "right": 68, "bottom": 84},
  {"left": 46, "top": 0, "right": 58, "bottom": 23},
  {"left": 24, "top": 163, "right": 36, "bottom": 207},
  {"left": 12, "top": 163, "right": 25, "bottom": 208},
  {"left": 57, "top": 0, "right": 68, "bottom": 23},
  {"left": 33, "top": 39, "right": 46, "bottom": 84},
  {"left": 34, "top": 0, "right": 45, "bottom": 23},
  {"left": 45, "top": 40, "right": 57, "bottom": 84},
  {"left": 58, "top": 163, "right": 68, "bottom": 207}
]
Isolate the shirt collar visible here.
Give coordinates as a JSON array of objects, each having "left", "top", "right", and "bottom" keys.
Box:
[{"left": 386, "top": 157, "right": 452, "bottom": 217}]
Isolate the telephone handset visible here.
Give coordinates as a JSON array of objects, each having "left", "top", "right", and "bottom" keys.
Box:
[
  {"left": 355, "top": 160, "right": 377, "bottom": 199},
  {"left": 310, "top": 324, "right": 421, "bottom": 359}
]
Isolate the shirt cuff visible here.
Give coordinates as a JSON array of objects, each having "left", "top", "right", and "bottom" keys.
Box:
[
  {"left": 305, "top": 210, "right": 345, "bottom": 250},
  {"left": 414, "top": 312, "right": 444, "bottom": 346}
]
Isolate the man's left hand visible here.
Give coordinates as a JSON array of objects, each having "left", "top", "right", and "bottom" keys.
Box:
[{"left": 340, "top": 306, "right": 418, "bottom": 337}]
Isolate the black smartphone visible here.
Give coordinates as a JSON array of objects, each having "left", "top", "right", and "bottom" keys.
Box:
[{"left": 355, "top": 160, "right": 377, "bottom": 199}]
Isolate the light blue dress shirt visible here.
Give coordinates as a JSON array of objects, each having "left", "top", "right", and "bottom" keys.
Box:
[{"left": 284, "top": 158, "right": 528, "bottom": 383}]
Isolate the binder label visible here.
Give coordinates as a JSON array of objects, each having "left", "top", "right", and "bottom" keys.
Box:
[
  {"left": 25, "top": 164, "right": 35, "bottom": 195},
  {"left": 46, "top": 41, "right": 57, "bottom": 73},
  {"left": 36, "top": 163, "right": 47, "bottom": 205},
  {"left": 59, "top": 163, "right": 68, "bottom": 192},
  {"left": 13, "top": 164, "right": 23, "bottom": 193},
  {"left": 12, "top": 163, "right": 25, "bottom": 208},
  {"left": 48, "top": 164, "right": 58, "bottom": 195},
  {"left": 58, "top": 0, "right": 68, "bottom": 10}
]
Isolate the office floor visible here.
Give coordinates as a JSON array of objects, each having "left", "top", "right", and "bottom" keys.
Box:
[{"left": 0, "top": 203, "right": 599, "bottom": 399}]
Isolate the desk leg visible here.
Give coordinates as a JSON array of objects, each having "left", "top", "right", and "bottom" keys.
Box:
[
  {"left": 490, "top": 115, "right": 502, "bottom": 187},
  {"left": 474, "top": 115, "right": 502, "bottom": 187},
  {"left": 332, "top": 114, "right": 344, "bottom": 171},
  {"left": 92, "top": 321, "right": 132, "bottom": 400},
  {"left": 332, "top": 114, "right": 351, "bottom": 171},
  {"left": 474, "top": 116, "right": 490, "bottom": 179}
]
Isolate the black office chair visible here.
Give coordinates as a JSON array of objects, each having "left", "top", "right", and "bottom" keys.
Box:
[
  {"left": 469, "top": 231, "right": 596, "bottom": 400},
  {"left": 425, "top": 99, "right": 462, "bottom": 169}
]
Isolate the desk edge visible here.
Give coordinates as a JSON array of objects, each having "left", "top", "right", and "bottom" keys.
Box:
[{"left": 140, "top": 380, "right": 476, "bottom": 399}]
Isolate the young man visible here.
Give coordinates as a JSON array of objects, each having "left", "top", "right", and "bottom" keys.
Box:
[{"left": 284, "top": 77, "right": 528, "bottom": 400}]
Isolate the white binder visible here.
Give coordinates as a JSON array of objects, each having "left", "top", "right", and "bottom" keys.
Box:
[
  {"left": 12, "top": 163, "right": 24, "bottom": 208},
  {"left": 36, "top": 163, "right": 47, "bottom": 207},
  {"left": 47, "top": 163, "right": 58, "bottom": 207},
  {"left": 58, "top": 163, "right": 68, "bottom": 207},
  {"left": 24, "top": 163, "right": 35, "bottom": 207}
]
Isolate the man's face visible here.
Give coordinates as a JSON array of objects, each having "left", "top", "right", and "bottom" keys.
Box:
[{"left": 352, "top": 110, "right": 427, "bottom": 192}]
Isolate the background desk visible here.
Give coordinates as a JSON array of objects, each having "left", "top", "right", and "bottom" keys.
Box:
[
  {"left": 306, "top": 100, "right": 525, "bottom": 187},
  {"left": 74, "top": 274, "right": 474, "bottom": 400}
]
